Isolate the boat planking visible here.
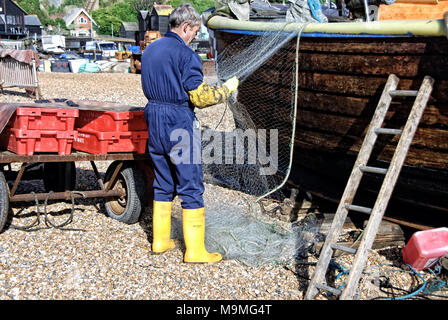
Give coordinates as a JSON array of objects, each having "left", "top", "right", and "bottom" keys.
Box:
[{"left": 207, "top": 16, "right": 448, "bottom": 228}]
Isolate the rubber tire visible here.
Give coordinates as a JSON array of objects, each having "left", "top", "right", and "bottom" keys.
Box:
[
  {"left": 43, "top": 162, "right": 76, "bottom": 192},
  {"left": 0, "top": 171, "right": 9, "bottom": 233},
  {"left": 104, "top": 161, "right": 146, "bottom": 224}
]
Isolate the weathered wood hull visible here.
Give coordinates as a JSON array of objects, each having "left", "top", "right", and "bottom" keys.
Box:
[{"left": 210, "top": 18, "right": 448, "bottom": 227}]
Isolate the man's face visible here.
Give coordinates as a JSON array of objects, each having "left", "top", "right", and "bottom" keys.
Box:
[{"left": 183, "top": 23, "right": 200, "bottom": 45}]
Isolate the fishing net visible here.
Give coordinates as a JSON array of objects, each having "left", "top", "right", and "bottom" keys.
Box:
[
  {"left": 202, "top": 23, "right": 305, "bottom": 202},
  {"left": 191, "top": 21, "right": 324, "bottom": 267},
  {"left": 171, "top": 199, "right": 324, "bottom": 267}
]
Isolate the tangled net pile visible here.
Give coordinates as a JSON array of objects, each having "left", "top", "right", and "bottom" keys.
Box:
[
  {"left": 172, "top": 200, "right": 323, "bottom": 267},
  {"left": 188, "top": 22, "right": 323, "bottom": 267}
]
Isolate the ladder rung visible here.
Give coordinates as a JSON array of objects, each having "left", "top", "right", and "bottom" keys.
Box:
[
  {"left": 331, "top": 243, "right": 358, "bottom": 254},
  {"left": 345, "top": 204, "right": 373, "bottom": 214},
  {"left": 315, "top": 283, "right": 342, "bottom": 296},
  {"left": 359, "top": 165, "right": 388, "bottom": 175},
  {"left": 374, "top": 128, "right": 403, "bottom": 135},
  {"left": 389, "top": 90, "right": 418, "bottom": 97}
]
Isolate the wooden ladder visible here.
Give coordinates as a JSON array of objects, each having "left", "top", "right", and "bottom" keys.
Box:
[{"left": 304, "top": 74, "right": 434, "bottom": 300}]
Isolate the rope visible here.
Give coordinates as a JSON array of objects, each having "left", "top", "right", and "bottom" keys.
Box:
[
  {"left": 10, "top": 192, "right": 43, "bottom": 231},
  {"left": 382, "top": 264, "right": 427, "bottom": 300},
  {"left": 43, "top": 191, "right": 86, "bottom": 231},
  {"left": 325, "top": 261, "right": 446, "bottom": 300},
  {"left": 10, "top": 191, "right": 86, "bottom": 232}
]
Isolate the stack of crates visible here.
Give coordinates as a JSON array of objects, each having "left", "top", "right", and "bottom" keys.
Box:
[
  {"left": 0, "top": 107, "right": 78, "bottom": 155},
  {"left": 73, "top": 109, "right": 148, "bottom": 154},
  {"left": 0, "top": 106, "right": 149, "bottom": 156}
]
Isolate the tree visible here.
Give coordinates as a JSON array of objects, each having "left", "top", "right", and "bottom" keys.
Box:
[
  {"left": 167, "top": 0, "right": 214, "bottom": 13},
  {"left": 91, "top": 1, "right": 139, "bottom": 36},
  {"left": 131, "top": 0, "right": 157, "bottom": 11},
  {"left": 17, "top": 0, "right": 52, "bottom": 25}
]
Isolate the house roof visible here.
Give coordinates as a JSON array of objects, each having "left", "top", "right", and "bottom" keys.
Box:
[
  {"left": 121, "top": 22, "right": 138, "bottom": 31},
  {"left": 139, "top": 10, "right": 149, "bottom": 20},
  {"left": 151, "top": 4, "right": 173, "bottom": 16},
  {"left": 25, "top": 15, "right": 42, "bottom": 26},
  {"left": 11, "top": 1, "right": 28, "bottom": 15},
  {"left": 63, "top": 8, "right": 97, "bottom": 27}
]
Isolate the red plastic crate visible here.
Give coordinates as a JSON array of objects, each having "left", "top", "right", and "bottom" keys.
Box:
[
  {"left": 0, "top": 128, "right": 76, "bottom": 155},
  {"left": 7, "top": 107, "right": 79, "bottom": 131},
  {"left": 76, "top": 110, "right": 147, "bottom": 132},
  {"left": 73, "top": 129, "right": 148, "bottom": 154}
]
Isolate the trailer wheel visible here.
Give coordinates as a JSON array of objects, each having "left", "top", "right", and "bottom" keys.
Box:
[
  {"left": 104, "top": 161, "right": 146, "bottom": 224},
  {"left": 0, "top": 171, "right": 9, "bottom": 233},
  {"left": 43, "top": 162, "right": 76, "bottom": 192}
]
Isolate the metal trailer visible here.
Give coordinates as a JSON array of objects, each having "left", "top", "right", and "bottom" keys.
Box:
[{"left": 0, "top": 148, "right": 154, "bottom": 232}]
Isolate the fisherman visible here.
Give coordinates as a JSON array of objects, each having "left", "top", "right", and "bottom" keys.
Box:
[{"left": 141, "top": 3, "right": 239, "bottom": 263}]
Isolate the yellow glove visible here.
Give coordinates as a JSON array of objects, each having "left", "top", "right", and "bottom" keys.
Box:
[
  {"left": 189, "top": 82, "right": 229, "bottom": 109},
  {"left": 223, "top": 76, "right": 239, "bottom": 94}
]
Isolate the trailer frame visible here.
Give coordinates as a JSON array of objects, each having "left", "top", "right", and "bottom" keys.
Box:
[{"left": 0, "top": 150, "right": 153, "bottom": 232}]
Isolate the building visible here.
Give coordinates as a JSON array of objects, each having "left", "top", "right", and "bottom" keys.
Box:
[
  {"left": 25, "top": 15, "right": 42, "bottom": 39},
  {"left": 63, "top": 8, "right": 97, "bottom": 37},
  {"left": 0, "top": 0, "right": 28, "bottom": 39},
  {"left": 137, "top": 10, "right": 149, "bottom": 43},
  {"left": 119, "top": 22, "right": 138, "bottom": 40},
  {"left": 149, "top": 4, "right": 173, "bottom": 36},
  {"left": 137, "top": 4, "right": 173, "bottom": 41}
]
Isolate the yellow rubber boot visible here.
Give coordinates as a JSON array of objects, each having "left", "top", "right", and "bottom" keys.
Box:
[
  {"left": 152, "top": 201, "right": 176, "bottom": 253},
  {"left": 182, "top": 208, "right": 222, "bottom": 263}
]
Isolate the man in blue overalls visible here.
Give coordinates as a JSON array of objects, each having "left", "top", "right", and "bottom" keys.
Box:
[{"left": 141, "top": 3, "right": 239, "bottom": 263}]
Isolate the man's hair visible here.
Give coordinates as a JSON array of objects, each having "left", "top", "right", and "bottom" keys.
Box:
[{"left": 169, "top": 3, "right": 201, "bottom": 29}]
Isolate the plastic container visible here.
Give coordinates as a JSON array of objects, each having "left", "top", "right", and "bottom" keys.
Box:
[
  {"left": 51, "top": 59, "right": 71, "bottom": 73},
  {"left": 0, "top": 128, "right": 76, "bottom": 155},
  {"left": 76, "top": 110, "right": 147, "bottom": 132},
  {"left": 402, "top": 227, "right": 448, "bottom": 270},
  {"left": 7, "top": 107, "right": 78, "bottom": 131},
  {"left": 73, "top": 129, "right": 148, "bottom": 154}
]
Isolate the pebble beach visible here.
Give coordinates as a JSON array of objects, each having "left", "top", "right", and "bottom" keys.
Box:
[{"left": 0, "top": 71, "right": 445, "bottom": 301}]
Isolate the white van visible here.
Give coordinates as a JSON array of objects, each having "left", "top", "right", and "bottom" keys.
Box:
[
  {"left": 41, "top": 35, "right": 66, "bottom": 54},
  {"left": 85, "top": 41, "right": 118, "bottom": 59}
]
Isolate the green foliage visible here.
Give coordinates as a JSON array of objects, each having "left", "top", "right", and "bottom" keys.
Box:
[
  {"left": 53, "top": 17, "right": 67, "bottom": 28},
  {"left": 17, "top": 0, "right": 51, "bottom": 25},
  {"left": 17, "top": 0, "right": 70, "bottom": 28},
  {"left": 91, "top": 0, "right": 138, "bottom": 36},
  {"left": 131, "top": 0, "right": 157, "bottom": 11},
  {"left": 62, "top": 0, "right": 85, "bottom": 7},
  {"left": 168, "top": 0, "right": 215, "bottom": 13}
]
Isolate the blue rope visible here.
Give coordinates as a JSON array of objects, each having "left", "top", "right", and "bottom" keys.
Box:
[
  {"left": 325, "top": 260, "right": 350, "bottom": 296},
  {"left": 326, "top": 261, "right": 434, "bottom": 299},
  {"left": 422, "top": 280, "right": 448, "bottom": 295},
  {"left": 329, "top": 260, "right": 350, "bottom": 279},
  {"left": 384, "top": 264, "right": 427, "bottom": 300}
]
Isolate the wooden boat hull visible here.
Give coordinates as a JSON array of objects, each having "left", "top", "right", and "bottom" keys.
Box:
[{"left": 209, "top": 17, "right": 448, "bottom": 227}]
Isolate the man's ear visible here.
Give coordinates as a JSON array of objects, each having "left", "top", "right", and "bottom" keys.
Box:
[{"left": 182, "top": 22, "right": 190, "bottom": 34}]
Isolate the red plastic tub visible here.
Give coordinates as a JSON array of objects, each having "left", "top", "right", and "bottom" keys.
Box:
[
  {"left": 73, "top": 129, "right": 148, "bottom": 154},
  {"left": 402, "top": 227, "right": 448, "bottom": 270},
  {"left": 76, "top": 110, "right": 147, "bottom": 132},
  {"left": 7, "top": 107, "right": 79, "bottom": 131},
  {"left": 0, "top": 128, "right": 76, "bottom": 155}
]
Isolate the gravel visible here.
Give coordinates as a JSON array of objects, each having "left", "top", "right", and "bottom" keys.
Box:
[{"left": 0, "top": 71, "right": 446, "bottom": 301}]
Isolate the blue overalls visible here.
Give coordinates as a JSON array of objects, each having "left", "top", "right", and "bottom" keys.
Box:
[{"left": 141, "top": 31, "right": 205, "bottom": 209}]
